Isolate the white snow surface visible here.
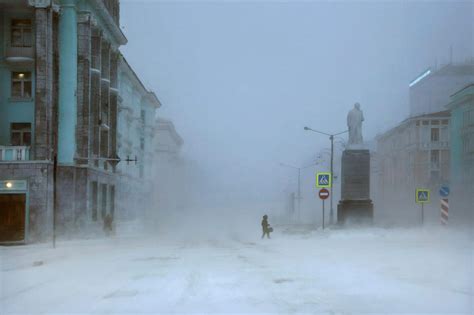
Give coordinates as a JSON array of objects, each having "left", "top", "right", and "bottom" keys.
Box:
[{"left": 1, "top": 226, "right": 473, "bottom": 314}]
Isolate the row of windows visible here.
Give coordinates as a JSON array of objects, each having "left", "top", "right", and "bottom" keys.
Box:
[
  {"left": 463, "top": 109, "right": 474, "bottom": 128},
  {"left": 415, "top": 119, "right": 449, "bottom": 126},
  {"left": 463, "top": 133, "right": 474, "bottom": 155}
]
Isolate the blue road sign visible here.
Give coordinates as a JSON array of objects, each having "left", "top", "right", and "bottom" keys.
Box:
[
  {"left": 439, "top": 186, "right": 450, "bottom": 197},
  {"left": 316, "top": 172, "right": 332, "bottom": 188},
  {"left": 416, "top": 189, "right": 430, "bottom": 204}
]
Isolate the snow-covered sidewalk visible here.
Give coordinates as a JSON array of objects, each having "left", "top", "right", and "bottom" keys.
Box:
[{"left": 1, "top": 227, "right": 473, "bottom": 314}]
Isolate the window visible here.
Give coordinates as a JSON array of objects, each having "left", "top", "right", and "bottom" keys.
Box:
[
  {"left": 140, "top": 110, "right": 146, "bottom": 125},
  {"left": 101, "top": 184, "right": 107, "bottom": 219},
  {"left": 140, "top": 137, "right": 145, "bottom": 151},
  {"left": 431, "top": 120, "right": 439, "bottom": 125},
  {"left": 463, "top": 109, "right": 474, "bottom": 127},
  {"left": 431, "top": 128, "right": 439, "bottom": 142},
  {"left": 431, "top": 150, "right": 439, "bottom": 169},
  {"left": 441, "top": 119, "right": 449, "bottom": 125},
  {"left": 422, "top": 121, "right": 429, "bottom": 126},
  {"left": 11, "top": 19, "right": 32, "bottom": 47},
  {"left": 11, "top": 72, "right": 32, "bottom": 98},
  {"left": 91, "top": 181, "right": 98, "bottom": 221},
  {"left": 110, "top": 186, "right": 115, "bottom": 219},
  {"left": 10, "top": 123, "right": 31, "bottom": 146}
]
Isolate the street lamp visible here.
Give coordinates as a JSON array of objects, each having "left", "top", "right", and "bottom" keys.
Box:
[
  {"left": 279, "top": 162, "right": 318, "bottom": 223},
  {"left": 303, "top": 126, "right": 348, "bottom": 225}
]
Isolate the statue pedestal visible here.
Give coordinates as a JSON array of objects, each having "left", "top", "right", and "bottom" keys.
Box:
[{"left": 337, "top": 149, "right": 374, "bottom": 225}]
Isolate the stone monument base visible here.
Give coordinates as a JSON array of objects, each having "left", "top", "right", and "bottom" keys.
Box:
[
  {"left": 337, "top": 199, "right": 374, "bottom": 225},
  {"left": 337, "top": 149, "right": 374, "bottom": 226}
]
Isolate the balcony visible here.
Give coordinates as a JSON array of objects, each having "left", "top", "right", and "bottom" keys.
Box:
[
  {"left": 5, "top": 46, "right": 34, "bottom": 64},
  {"left": 419, "top": 141, "right": 449, "bottom": 150},
  {"left": 0, "top": 146, "right": 30, "bottom": 161}
]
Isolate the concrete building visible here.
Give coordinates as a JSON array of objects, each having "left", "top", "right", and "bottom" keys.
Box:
[
  {"left": 150, "top": 117, "right": 184, "bottom": 221},
  {"left": 0, "top": 0, "right": 127, "bottom": 243},
  {"left": 409, "top": 63, "right": 474, "bottom": 117},
  {"left": 446, "top": 84, "right": 474, "bottom": 225},
  {"left": 374, "top": 62, "right": 474, "bottom": 226},
  {"left": 375, "top": 111, "right": 451, "bottom": 225},
  {"left": 116, "top": 56, "right": 161, "bottom": 224}
]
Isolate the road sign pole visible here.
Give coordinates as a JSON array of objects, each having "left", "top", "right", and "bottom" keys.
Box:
[
  {"left": 421, "top": 203, "right": 424, "bottom": 225},
  {"left": 322, "top": 199, "right": 325, "bottom": 230},
  {"left": 329, "top": 135, "right": 334, "bottom": 225}
]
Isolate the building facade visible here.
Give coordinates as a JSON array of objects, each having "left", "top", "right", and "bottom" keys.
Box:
[
  {"left": 446, "top": 84, "right": 474, "bottom": 225},
  {"left": 375, "top": 111, "right": 451, "bottom": 225},
  {"left": 116, "top": 56, "right": 161, "bottom": 224},
  {"left": 0, "top": 0, "right": 128, "bottom": 243},
  {"left": 374, "top": 62, "right": 474, "bottom": 226}
]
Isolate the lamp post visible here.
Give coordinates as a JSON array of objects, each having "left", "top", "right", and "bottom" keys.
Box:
[
  {"left": 304, "top": 126, "right": 348, "bottom": 225},
  {"left": 280, "top": 162, "right": 318, "bottom": 223}
]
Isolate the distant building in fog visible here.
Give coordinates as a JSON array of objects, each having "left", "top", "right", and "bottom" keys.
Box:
[
  {"left": 446, "top": 84, "right": 474, "bottom": 225},
  {"left": 375, "top": 111, "right": 451, "bottom": 225},
  {"left": 116, "top": 56, "right": 161, "bottom": 224},
  {"left": 409, "top": 63, "right": 474, "bottom": 117},
  {"left": 149, "top": 117, "right": 184, "bottom": 224},
  {"left": 374, "top": 61, "right": 474, "bottom": 226}
]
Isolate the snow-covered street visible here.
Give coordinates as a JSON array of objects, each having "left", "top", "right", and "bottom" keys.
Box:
[{"left": 1, "top": 226, "right": 473, "bottom": 314}]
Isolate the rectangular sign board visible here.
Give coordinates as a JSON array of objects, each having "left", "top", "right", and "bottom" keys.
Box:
[
  {"left": 0, "top": 180, "right": 28, "bottom": 191},
  {"left": 316, "top": 172, "right": 332, "bottom": 188},
  {"left": 416, "top": 188, "right": 430, "bottom": 204}
]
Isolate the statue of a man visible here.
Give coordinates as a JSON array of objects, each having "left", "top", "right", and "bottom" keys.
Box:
[{"left": 347, "top": 102, "right": 364, "bottom": 145}]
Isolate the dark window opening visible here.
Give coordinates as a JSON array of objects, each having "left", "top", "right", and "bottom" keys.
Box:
[
  {"left": 430, "top": 128, "right": 439, "bottom": 142},
  {"left": 91, "top": 181, "right": 98, "bottom": 221},
  {"left": 11, "top": 19, "right": 32, "bottom": 47},
  {"left": 11, "top": 123, "right": 31, "bottom": 146}
]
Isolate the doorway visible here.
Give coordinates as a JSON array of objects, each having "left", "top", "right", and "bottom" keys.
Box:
[{"left": 0, "top": 194, "right": 26, "bottom": 242}]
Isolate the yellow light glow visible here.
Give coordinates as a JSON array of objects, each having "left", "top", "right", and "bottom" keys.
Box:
[
  {"left": 18, "top": 73, "right": 25, "bottom": 78},
  {"left": 5, "top": 182, "right": 13, "bottom": 188}
]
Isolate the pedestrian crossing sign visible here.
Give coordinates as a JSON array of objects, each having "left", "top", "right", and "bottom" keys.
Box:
[
  {"left": 416, "top": 189, "right": 430, "bottom": 204},
  {"left": 316, "top": 172, "right": 332, "bottom": 188}
]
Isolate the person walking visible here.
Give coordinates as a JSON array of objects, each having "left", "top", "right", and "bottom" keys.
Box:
[{"left": 261, "top": 215, "right": 272, "bottom": 239}]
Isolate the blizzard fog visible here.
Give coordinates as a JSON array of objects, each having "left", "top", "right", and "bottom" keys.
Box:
[{"left": 2, "top": 0, "right": 474, "bottom": 314}]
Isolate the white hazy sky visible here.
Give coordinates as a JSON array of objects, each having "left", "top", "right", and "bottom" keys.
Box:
[{"left": 120, "top": 0, "right": 473, "bottom": 206}]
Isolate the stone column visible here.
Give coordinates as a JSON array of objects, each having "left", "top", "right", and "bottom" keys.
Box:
[
  {"left": 33, "top": 4, "right": 54, "bottom": 160},
  {"left": 57, "top": 0, "right": 77, "bottom": 164},
  {"left": 76, "top": 12, "right": 91, "bottom": 165},
  {"left": 109, "top": 51, "right": 119, "bottom": 170},
  {"left": 90, "top": 26, "right": 102, "bottom": 167},
  {"left": 100, "top": 40, "right": 111, "bottom": 170}
]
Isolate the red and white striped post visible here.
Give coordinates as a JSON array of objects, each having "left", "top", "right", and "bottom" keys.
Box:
[{"left": 441, "top": 198, "right": 449, "bottom": 225}]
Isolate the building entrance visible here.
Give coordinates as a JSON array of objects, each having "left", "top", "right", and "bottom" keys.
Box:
[{"left": 0, "top": 194, "right": 26, "bottom": 242}]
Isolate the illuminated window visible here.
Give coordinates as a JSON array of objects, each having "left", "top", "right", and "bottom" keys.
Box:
[
  {"left": 11, "top": 72, "right": 32, "bottom": 98},
  {"left": 10, "top": 123, "right": 31, "bottom": 146},
  {"left": 11, "top": 19, "right": 32, "bottom": 47}
]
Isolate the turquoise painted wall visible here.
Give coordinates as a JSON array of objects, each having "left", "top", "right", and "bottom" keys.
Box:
[
  {"left": 0, "top": 11, "right": 35, "bottom": 147},
  {"left": 57, "top": 0, "right": 78, "bottom": 164},
  {"left": 449, "top": 85, "right": 474, "bottom": 186}
]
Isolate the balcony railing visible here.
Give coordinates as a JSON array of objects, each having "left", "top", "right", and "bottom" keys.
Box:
[
  {"left": 419, "top": 141, "right": 449, "bottom": 150},
  {"left": 0, "top": 146, "right": 30, "bottom": 161}
]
